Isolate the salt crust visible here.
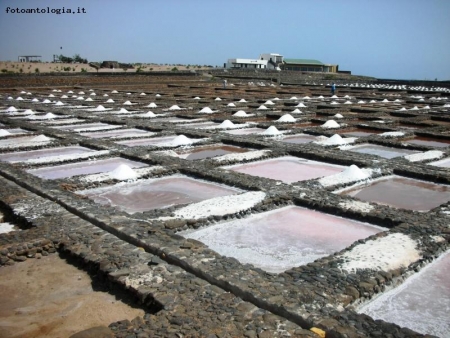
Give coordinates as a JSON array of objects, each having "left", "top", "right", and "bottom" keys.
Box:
[
  {"left": 0, "top": 129, "right": 11, "bottom": 137},
  {"left": 0, "top": 223, "right": 15, "bottom": 234},
  {"left": 404, "top": 150, "right": 443, "bottom": 162},
  {"left": 81, "top": 166, "right": 163, "bottom": 183},
  {"left": 319, "top": 165, "right": 373, "bottom": 187},
  {"left": 213, "top": 150, "right": 271, "bottom": 163},
  {"left": 339, "top": 233, "right": 421, "bottom": 272},
  {"left": 233, "top": 111, "right": 254, "bottom": 117},
  {"left": 159, "top": 191, "right": 266, "bottom": 220},
  {"left": 22, "top": 150, "right": 110, "bottom": 165},
  {"left": 276, "top": 114, "right": 296, "bottom": 123},
  {"left": 379, "top": 131, "right": 405, "bottom": 137},
  {"left": 338, "top": 200, "right": 374, "bottom": 213},
  {"left": 260, "top": 126, "right": 283, "bottom": 136}
]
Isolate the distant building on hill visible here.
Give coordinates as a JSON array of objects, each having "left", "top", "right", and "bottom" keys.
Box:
[
  {"left": 224, "top": 53, "right": 342, "bottom": 73},
  {"left": 18, "top": 55, "right": 41, "bottom": 62}
]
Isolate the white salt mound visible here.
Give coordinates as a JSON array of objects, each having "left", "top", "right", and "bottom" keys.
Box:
[
  {"left": 23, "top": 109, "right": 34, "bottom": 115},
  {"left": 106, "top": 99, "right": 115, "bottom": 103},
  {"left": 0, "top": 223, "right": 15, "bottom": 234},
  {"left": 171, "top": 135, "right": 194, "bottom": 146},
  {"left": 257, "top": 105, "right": 268, "bottom": 110},
  {"left": 85, "top": 98, "right": 93, "bottom": 102},
  {"left": 233, "top": 110, "right": 248, "bottom": 117},
  {"left": 227, "top": 103, "right": 236, "bottom": 107},
  {"left": 143, "top": 111, "right": 156, "bottom": 117},
  {"left": 43, "top": 99, "right": 52, "bottom": 103},
  {"left": 218, "top": 120, "right": 235, "bottom": 128},
  {"left": 43, "top": 113, "right": 58, "bottom": 119},
  {"left": 238, "top": 99, "right": 247, "bottom": 103},
  {"left": 334, "top": 113, "right": 344, "bottom": 119},
  {"left": 54, "top": 101, "right": 64, "bottom": 106},
  {"left": 199, "top": 107, "right": 214, "bottom": 113},
  {"left": 260, "top": 126, "right": 282, "bottom": 136},
  {"left": 0, "top": 129, "right": 11, "bottom": 137},
  {"left": 95, "top": 105, "right": 106, "bottom": 111},
  {"left": 277, "top": 114, "right": 296, "bottom": 122},
  {"left": 215, "top": 97, "right": 222, "bottom": 101},
  {"left": 123, "top": 101, "right": 132, "bottom": 105},
  {"left": 264, "top": 100, "right": 275, "bottom": 105},
  {"left": 109, "top": 164, "right": 137, "bottom": 180},
  {"left": 169, "top": 105, "right": 182, "bottom": 110},
  {"left": 119, "top": 108, "right": 129, "bottom": 113},
  {"left": 380, "top": 131, "right": 404, "bottom": 137},
  {"left": 291, "top": 109, "right": 302, "bottom": 114},
  {"left": 31, "top": 135, "right": 51, "bottom": 142},
  {"left": 321, "top": 120, "right": 340, "bottom": 129},
  {"left": 296, "top": 103, "right": 307, "bottom": 107},
  {"left": 147, "top": 102, "right": 157, "bottom": 108}
]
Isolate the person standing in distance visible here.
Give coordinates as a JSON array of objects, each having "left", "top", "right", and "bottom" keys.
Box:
[{"left": 331, "top": 83, "right": 336, "bottom": 95}]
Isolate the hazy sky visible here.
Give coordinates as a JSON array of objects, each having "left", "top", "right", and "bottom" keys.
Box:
[{"left": 1, "top": 0, "right": 449, "bottom": 80}]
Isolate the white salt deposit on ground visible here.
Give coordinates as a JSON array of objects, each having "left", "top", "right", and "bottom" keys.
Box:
[
  {"left": 330, "top": 101, "right": 339, "bottom": 105},
  {"left": 319, "top": 165, "right": 373, "bottom": 187},
  {"left": 215, "top": 97, "right": 222, "bottom": 101},
  {"left": 28, "top": 113, "right": 59, "bottom": 120},
  {"left": 321, "top": 120, "right": 340, "bottom": 129},
  {"left": 339, "top": 233, "right": 421, "bottom": 272},
  {"left": 296, "top": 103, "right": 307, "bottom": 108},
  {"left": 260, "top": 126, "right": 283, "bottom": 136},
  {"left": 109, "top": 164, "right": 138, "bottom": 180},
  {"left": 199, "top": 107, "right": 215, "bottom": 113},
  {"left": 227, "top": 103, "right": 236, "bottom": 107},
  {"left": 106, "top": 99, "right": 115, "bottom": 103},
  {"left": 264, "top": 100, "right": 275, "bottom": 105},
  {"left": 166, "top": 135, "right": 203, "bottom": 147},
  {"left": 94, "top": 105, "right": 106, "bottom": 111},
  {"left": 168, "top": 105, "right": 182, "bottom": 110},
  {"left": 32, "top": 98, "right": 39, "bottom": 102},
  {"left": 135, "top": 111, "right": 157, "bottom": 118},
  {"left": 334, "top": 113, "right": 344, "bottom": 118},
  {"left": 147, "top": 102, "right": 157, "bottom": 108},
  {"left": 140, "top": 93, "right": 146, "bottom": 96},
  {"left": 0, "top": 129, "right": 11, "bottom": 137},
  {"left": 213, "top": 150, "right": 271, "bottom": 163},
  {"left": 216, "top": 120, "right": 235, "bottom": 128},
  {"left": 314, "top": 134, "right": 356, "bottom": 146},
  {"left": 290, "top": 96, "right": 298, "bottom": 100},
  {"left": 339, "top": 200, "right": 374, "bottom": 213},
  {"left": 81, "top": 166, "right": 163, "bottom": 183},
  {"left": 85, "top": 98, "right": 93, "bottom": 102},
  {"left": 379, "top": 131, "right": 405, "bottom": 137},
  {"left": 111, "top": 90, "right": 118, "bottom": 94},
  {"left": 238, "top": 99, "right": 247, "bottom": 103},
  {"left": 161, "top": 191, "right": 266, "bottom": 220},
  {"left": 0, "top": 223, "right": 15, "bottom": 234},
  {"left": 54, "top": 101, "right": 64, "bottom": 106},
  {"left": 291, "top": 109, "right": 303, "bottom": 114},
  {"left": 23, "top": 150, "right": 110, "bottom": 165},
  {"left": 404, "top": 150, "right": 444, "bottom": 162},
  {"left": 31, "top": 135, "right": 52, "bottom": 142},
  {"left": 276, "top": 114, "right": 296, "bottom": 123},
  {"left": 257, "top": 105, "right": 268, "bottom": 110},
  {"left": 5, "top": 106, "right": 17, "bottom": 112},
  {"left": 123, "top": 101, "right": 132, "bottom": 105},
  {"left": 233, "top": 110, "right": 249, "bottom": 117},
  {"left": 358, "top": 100, "right": 366, "bottom": 104}
]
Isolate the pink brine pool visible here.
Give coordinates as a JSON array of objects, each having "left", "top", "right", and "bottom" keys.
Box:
[
  {"left": 77, "top": 175, "right": 242, "bottom": 213},
  {"left": 225, "top": 156, "right": 344, "bottom": 183},
  {"left": 338, "top": 176, "right": 450, "bottom": 211},
  {"left": 359, "top": 250, "right": 450, "bottom": 337},
  {"left": 181, "top": 206, "right": 385, "bottom": 273},
  {"left": 27, "top": 157, "right": 147, "bottom": 179},
  {"left": 0, "top": 146, "right": 95, "bottom": 163}
]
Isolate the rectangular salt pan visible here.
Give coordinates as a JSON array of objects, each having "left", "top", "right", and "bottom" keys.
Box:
[
  {"left": 279, "top": 134, "right": 316, "bottom": 144},
  {"left": 226, "top": 156, "right": 344, "bottom": 183},
  {"left": 223, "top": 128, "right": 265, "bottom": 135},
  {"left": 0, "top": 146, "right": 95, "bottom": 163},
  {"left": 182, "top": 206, "right": 385, "bottom": 273},
  {"left": 27, "top": 157, "right": 147, "bottom": 179},
  {"left": 359, "top": 250, "right": 450, "bottom": 337},
  {"left": 338, "top": 176, "right": 450, "bottom": 211},
  {"left": 405, "top": 137, "right": 450, "bottom": 148},
  {"left": 346, "top": 144, "right": 419, "bottom": 159},
  {"left": 77, "top": 175, "right": 242, "bottom": 214},
  {"left": 80, "top": 128, "right": 155, "bottom": 139},
  {"left": 177, "top": 145, "right": 249, "bottom": 160}
]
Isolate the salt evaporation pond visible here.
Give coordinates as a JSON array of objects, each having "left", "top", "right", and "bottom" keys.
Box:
[
  {"left": 226, "top": 156, "right": 344, "bottom": 183},
  {"left": 346, "top": 144, "right": 419, "bottom": 159},
  {"left": 177, "top": 145, "right": 249, "bottom": 160},
  {"left": 77, "top": 175, "right": 242, "bottom": 213},
  {"left": 340, "top": 129, "right": 381, "bottom": 137},
  {"left": 279, "top": 134, "right": 316, "bottom": 144},
  {"left": 339, "top": 176, "right": 450, "bottom": 211},
  {"left": 404, "top": 137, "right": 450, "bottom": 148},
  {"left": 27, "top": 157, "right": 147, "bottom": 179},
  {"left": 116, "top": 135, "right": 202, "bottom": 148},
  {"left": 223, "top": 128, "right": 265, "bottom": 135},
  {"left": 0, "top": 146, "right": 95, "bottom": 163},
  {"left": 51, "top": 122, "right": 120, "bottom": 132},
  {"left": 359, "top": 250, "right": 450, "bottom": 337},
  {"left": 181, "top": 206, "right": 385, "bottom": 273},
  {"left": 80, "top": 128, "right": 155, "bottom": 139}
]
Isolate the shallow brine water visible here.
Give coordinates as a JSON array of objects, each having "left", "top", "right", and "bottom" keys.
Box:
[
  {"left": 27, "top": 157, "right": 147, "bottom": 179},
  {"left": 77, "top": 175, "right": 242, "bottom": 213},
  {"left": 359, "top": 250, "right": 450, "bottom": 337},
  {"left": 339, "top": 176, "right": 450, "bottom": 211},
  {"left": 80, "top": 128, "right": 155, "bottom": 139},
  {"left": 177, "top": 145, "right": 249, "bottom": 160},
  {"left": 181, "top": 206, "right": 385, "bottom": 273},
  {"left": 346, "top": 144, "right": 419, "bottom": 159},
  {"left": 223, "top": 128, "right": 265, "bottom": 135},
  {"left": 279, "top": 134, "right": 316, "bottom": 144},
  {"left": 0, "top": 146, "right": 95, "bottom": 163},
  {"left": 226, "top": 156, "right": 344, "bottom": 183},
  {"left": 404, "top": 137, "right": 450, "bottom": 148}
]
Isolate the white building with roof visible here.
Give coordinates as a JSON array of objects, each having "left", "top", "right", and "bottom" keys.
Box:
[{"left": 225, "top": 53, "right": 283, "bottom": 70}]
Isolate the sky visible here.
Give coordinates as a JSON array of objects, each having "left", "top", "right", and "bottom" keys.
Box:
[{"left": 0, "top": 0, "right": 449, "bottom": 80}]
